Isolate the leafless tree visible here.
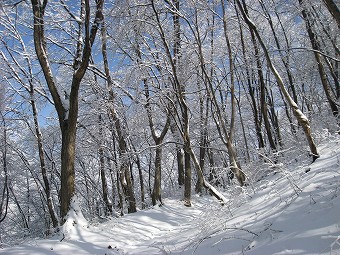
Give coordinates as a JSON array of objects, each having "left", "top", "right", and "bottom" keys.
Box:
[{"left": 30, "top": 0, "right": 105, "bottom": 222}]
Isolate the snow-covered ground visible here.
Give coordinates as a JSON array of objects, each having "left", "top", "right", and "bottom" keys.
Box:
[{"left": 1, "top": 139, "right": 340, "bottom": 255}]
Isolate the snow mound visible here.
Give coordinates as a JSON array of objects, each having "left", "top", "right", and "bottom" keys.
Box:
[{"left": 60, "top": 197, "right": 90, "bottom": 241}]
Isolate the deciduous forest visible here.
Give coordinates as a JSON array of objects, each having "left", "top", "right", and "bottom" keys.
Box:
[{"left": 0, "top": 0, "right": 339, "bottom": 252}]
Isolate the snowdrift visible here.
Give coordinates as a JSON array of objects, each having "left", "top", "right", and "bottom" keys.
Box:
[{"left": 1, "top": 139, "right": 340, "bottom": 255}]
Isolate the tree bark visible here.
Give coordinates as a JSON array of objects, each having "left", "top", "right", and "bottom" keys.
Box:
[
  {"left": 236, "top": 0, "right": 319, "bottom": 161},
  {"left": 299, "top": 0, "right": 339, "bottom": 117},
  {"left": 170, "top": 123, "right": 185, "bottom": 186},
  {"left": 322, "top": 0, "right": 340, "bottom": 28},
  {"left": 0, "top": 115, "right": 9, "bottom": 223},
  {"left": 170, "top": 0, "right": 186, "bottom": 188},
  {"left": 31, "top": 0, "right": 104, "bottom": 222},
  {"left": 98, "top": 115, "right": 112, "bottom": 215},
  {"left": 1, "top": 30, "right": 59, "bottom": 227},
  {"left": 151, "top": 0, "right": 228, "bottom": 204},
  {"left": 184, "top": 139, "right": 192, "bottom": 207},
  {"left": 101, "top": 19, "right": 136, "bottom": 213},
  {"left": 242, "top": 2, "right": 276, "bottom": 151},
  {"left": 236, "top": 9, "right": 265, "bottom": 149}
]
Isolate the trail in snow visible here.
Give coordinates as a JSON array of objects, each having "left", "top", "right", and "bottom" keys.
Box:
[{"left": 1, "top": 138, "right": 340, "bottom": 255}]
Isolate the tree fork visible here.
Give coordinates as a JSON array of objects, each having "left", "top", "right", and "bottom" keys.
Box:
[{"left": 31, "top": 0, "right": 105, "bottom": 223}]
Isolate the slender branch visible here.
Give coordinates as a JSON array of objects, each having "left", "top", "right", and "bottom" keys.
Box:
[{"left": 273, "top": 47, "right": 340, "bottom": 62}]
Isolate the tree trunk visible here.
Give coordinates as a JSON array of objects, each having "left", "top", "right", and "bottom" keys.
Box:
[
  {"left": 136, "top": 156, "right": 146, "bottom": 209},
  {"left": 260, "top": 0, "right": 299, "bottom": 105},
  {"left": 236, "top": 0, "right": 319, "bottom": 161},
  {"left": 184, "top": 140, "right": 192, "bottom": 207},
  {"left": 235, "top": 96, "right": 251, "bottom": 161},
  {"left": 0, "top": 115, "right": 9, "bottom": 224},
  {"left": 197, "top": 76, "right": 209, "bottom": 193},
  {"left": 170, "top": 123, "right": 185, "bottom": 186},
  {"left": 152, "top": 142, "right": 163, "bottom": 205},
  {"left": 299, "top": 0, "right": 339, "bottom": 117},
  {"left": 170, "top": 0, "right": 186, "bottom": 188},
  {"left": 98, "top": 115, "right": 112, "bottom": 215},
  {"left": 237, "top": 12, "right": 265, "bottom": 149},
  {"left": 31, "top": 0, "right": 104, "bottom": 222},
  {"left": 59, "top": 114, "right": 77, "bottom": 221},
  {"left": 116, "top": 171, "right": 124, "bottom": 216},
  {"left": 30, "top": 90, "right": 59, "bottom": 227},
  {"left": 246, "top": 9, "right": 276, "bottom": 151},
  {"left": 100, "top": 15, "right": 136, "bottom": 213},
  {"left": 123, "top": 162, "right": 136, "bottom": 213},
  {"left": 322, "top": 0, "right": 340, "bottom": 28},
  {"left": 131, "top": 143, "right": 145, "bottom": 209}
]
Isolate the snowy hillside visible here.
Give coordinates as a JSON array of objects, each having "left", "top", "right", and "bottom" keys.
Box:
[{"left": 1, "top": 139, "right": 340, "bottom": 255}]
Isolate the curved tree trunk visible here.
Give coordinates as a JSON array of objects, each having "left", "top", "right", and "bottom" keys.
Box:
[{"left": 236, "top": 0, "right": 319, "bottom": 161}]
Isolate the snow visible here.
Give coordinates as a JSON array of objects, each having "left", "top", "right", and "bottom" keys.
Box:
[{"left": 1, "top": 139, "right": 340, "bottom": 255}]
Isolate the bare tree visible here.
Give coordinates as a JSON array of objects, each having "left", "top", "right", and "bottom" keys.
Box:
[
  {"left": 299, "top": 0, "right": 339, "bottom": 118},
  {"left": 98, "top": 115, "right": 113, "bottom": 215},
  {"left": 322, "top": 0, "right": 340, "bottom": 28},
  {"left": 151, "top": 0, "right": 229, "bottom": 205},
  {"left": 0, "top": 10, "right": 59, "bottom": 227},
  {"left": 190, "top": 1, "right": 246, "bottom": 186},
  {"left": 235, "top": 0, "right": 319, "bottom": 161},
  {"left": 0, "top": 112, "right": 9, "bottom": 224},
  {"left": 31, "top": 0, "right": 104, "bottom": 222},
  {"left": 100, "top": 13, "right": 137, "bottom": 213},
  {"left": 151, "top": 0, "right": 196, "bottom": 205},
  {"left": 143, "top": 80, "right": 170, "bottom": 206}
]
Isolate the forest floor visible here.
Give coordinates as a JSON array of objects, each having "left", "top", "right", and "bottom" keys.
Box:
[{"left": 1, "top": 138, "right": 340, "bottom": 255}]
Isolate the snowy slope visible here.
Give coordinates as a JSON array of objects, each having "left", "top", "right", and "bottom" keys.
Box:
[{"left": 1, "top": 139, "right": 340, "bottom": 255}]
